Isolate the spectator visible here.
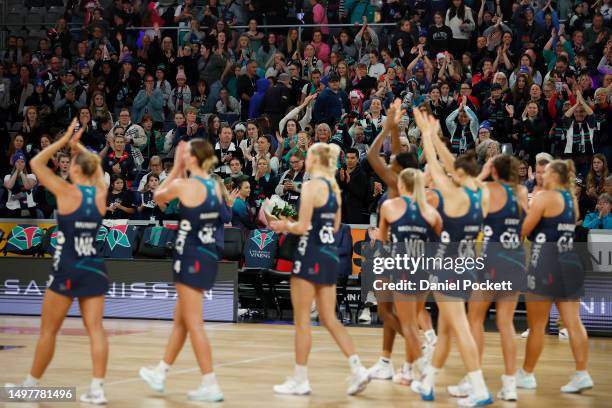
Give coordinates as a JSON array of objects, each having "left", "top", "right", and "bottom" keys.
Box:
[
  {"left": 133, "top": 73, "right": 164, "bottom": 125},
  {"left": 250, "top": 156, "right": 277, "bottom": 210},
  {"left": 89, "top": 90, "right": 113, "bottom": 126},
  {"left": 206, "top": 114, "right": 222, "bottom": 142},
  {"left": 313, "top": 74, "right": 349, "bottom": 127},
  {"left": 237, "top": 60, "right": 259, "bottom": 121},
  {"left": 446, "top": 0, "right": 476, "bottom": 58},
  {"left": 355, "top": 20, "right": 380, "bottom": 65},
  {"left": 344, "top": 0, "right": 375, "bottom": 25},
  {"left": 100, "top": 132, "right": 135, "bottom": 181},
  {"left": 248, "top": 77, "right": 271, "bottom": 119},
  {"left": 332, "top": 30, "right": 357, "bottom": 61},
  {"left": 214, "top": 126, "right": 244, "bottom": 177},
  {"left": 275, "top": 151, "right": 307, "bottom": 207},
  {"left": 583, "top": 193, "right": 612, "bottom": 229},
  {"left": 175, "top": 107, "right": 206, "bottom": 145},
  {"left": 517, "top": 101, "right": 547, "bottom": 166},
  {"left": 106, "top": 174, "right": 135, "bottom": 219},
  {"left": 216, "top": 88, "right": 241, "bottom": 118},
  {"left": 564, "top": 90, "right": 595, "bottom": 175},
  {"left": 338, "top": 147, "right": 370, "bottom": 223},
  {"left": 262, "top": 74, "right": 291, "bottom": 129},
  {"left": 311, "top": 0, "right": 330, "bottom": 36},
  {"left": 168, "top": 69, "right": 192, "bottom": 115},
  {"left": 429, "top": 12, "right": 454, "bottom": 57},
  {"left": 231, "top": 177, "right": 257, "bottom": 236},
  {"left": 586, "top": 153, "right": 609, "bottom": 205},
  {"left": 445, "top": 98, "right": 479, "bottom": 155},
  {"left": 3, "top": 151, "right": 38, "bottom": 218},
  {"left": 311, "top": 30, "right": 331, "bottom": 65},
  {"left": 138, "top": 155, "right": 167, "bottom": 192},
  {"left": 138, "top": 173, "right": 165, "bottom": 221},
  {"left": 257, "top": 33, "right": 278, "bottom": 70}
]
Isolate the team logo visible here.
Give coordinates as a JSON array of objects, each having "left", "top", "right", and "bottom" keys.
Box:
[
  {"left": 8, "top": 226, "right": 42, "bottom": 250},
  {"left": 250, "top": 230, "right": 274, "bottom": 250},
  {"left": 49, "top": 226, "right": 59, "bottom": 249},
  {"left": 96, "top": 226, "right": 109, "bottom": 242},
  {"left": 107, "top": 224, "right": 131, "bottom": 250}
]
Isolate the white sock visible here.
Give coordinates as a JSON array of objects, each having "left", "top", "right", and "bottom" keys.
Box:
[
  {"left": 422, "top": 366, "right": 439, "bottom": 393},
  {"left": 348, "top": 354, "right": 362, "bottom": 372},
  {"left": 501, "top": 374, "right": 515, "bottom": 386},
  {"left": 414, "top": 356, "right": 427, "bottom": 374},
  {"left": 378, "top": 356, "right": 391, "bottom": 365},
  {"left": 576, "top": 370, "right": 589, "bottom": 377},
  {"left": 294, "top": 364, "right": 308, "bottom": 382},
  {"left": 424, "top": 329, "right": 437, "bottom": 345},
  {"left": 156, "top": 360, "right": 170, "bottom": 374},
  {"left": 91, "top": 378, "right": 104, "bottom": 392},
  {"left": 201, "top": 372, "right": 217, "bottom": 388},
  {"left": 23, "top": 374, "right": 39, "bottom": 387},
  {"left": 467, "top": 370, "right": 488, "bottom": 397},
  {"left": 519, "top": 367, "right": 533, "bottom": 376}
]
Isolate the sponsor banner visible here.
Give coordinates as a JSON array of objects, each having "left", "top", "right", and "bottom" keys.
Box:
[{"left": 0, "top": 258, "right": 238, "bottom": 322}]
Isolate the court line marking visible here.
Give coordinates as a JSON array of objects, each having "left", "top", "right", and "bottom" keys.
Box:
[{"left": 77, "top": 347, "right": 331, "bottom": 391}]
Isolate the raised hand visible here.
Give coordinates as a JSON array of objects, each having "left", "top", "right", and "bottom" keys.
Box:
[{"left": 58, "top": 118, "right": 79, "bottom": 145}]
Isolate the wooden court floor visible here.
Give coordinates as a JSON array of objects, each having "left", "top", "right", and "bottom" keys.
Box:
[{"left": 0, "top": 316, "right": 610, "bottom": 407}]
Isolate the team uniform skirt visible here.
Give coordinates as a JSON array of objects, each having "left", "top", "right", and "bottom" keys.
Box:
[
  {"left": 292, "top": 244, "right": 340, "bottom": 285},
  {"left": 48, "top": 256, "right": 108, "bottom": 298},
  {"left": 173, "top": 245, "right": 219, "bottom": 290}
]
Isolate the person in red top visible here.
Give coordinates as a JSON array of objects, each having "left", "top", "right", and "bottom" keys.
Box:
[{"left": 311, "top": 0, "right": 329, "bottom": 36}]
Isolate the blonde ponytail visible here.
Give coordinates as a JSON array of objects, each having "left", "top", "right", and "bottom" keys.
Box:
[
  {"left": 399, "top": 168, "right": 427, "bottom": 211},
  {"left": 549, "top": 159, "right": 579, "bottom": 221},
  {"left": 309, "top": 142, "right": 342, "bottom": 201}
]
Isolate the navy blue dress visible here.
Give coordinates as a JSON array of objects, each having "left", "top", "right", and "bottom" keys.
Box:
[
  {"left": 173, "top": 176, "right": 221, "bottom": 290},
  {"left": 389, "top": 196, "right": 438, "bottom": 294},
  {"left": 527, "top": 190, "right": 584, "bottom": 299},
  {"left": 48, "top": 185, "right": 108, "bottom": 298},
  {"left": 293, "top": 178, "right": 340, "bottom": 285},
  {"left": 433, "top": 187, "right": 484, "bottom": 299},
  {"left": 481, "top": 183, "right": 526, "bottom": 292}
]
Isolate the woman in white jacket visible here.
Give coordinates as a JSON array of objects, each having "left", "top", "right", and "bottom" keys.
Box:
[{"left": 445, "top": 0, "right": 476, "bottom": 59}]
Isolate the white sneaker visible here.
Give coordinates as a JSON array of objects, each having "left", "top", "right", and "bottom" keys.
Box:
[
  {"left": 139, "top": 366, "right": 165, "bottom": 392},
  {"left": 367, "top": 360, "right": 393, "bottom": 380},
  {"left": 358, "top": 308, "right": 371, "bottom": 324},
  {"left": 520, "top": 328, "right": 530, "bottom": 338},
  {"left": 364, "top": 291, "right": 377, "bottom": 306},
  {"left": 457, "top": 392, "right": 493, "bottom": 407},
  {"left": 497, "top": 375, "right": 517, "bottom": 401},
  {"left": 411, "top": 379, "right": 435, "bottom": 401},
  {"left": 80, "top": 388, "right": 108, "bottom": 405},
  {"left": 238, "top": 308, "right": 249, "bottom": 317},
  {"left": 187, "top": 383, "right": 224, "bottom": 402},
  {"left": 560, "top": 372, "right": 593, "bottom": 393},
  {"left": 448, "top": 377, "right": 472, "bottom": 398},
  {"left": 516, "top": 368, "right": 537, "bottom": 389},
  {"left": 559, "top": 328, "right": 569, "bottom": 339},
  {"left": 392, "top": 362, "right": 413, "bottom": 385},
  {"left": 347, "top": 366, "right": 370, "bottom": 395},
  {"left": 273, "top": 377, "right": 312, "bottom": 395}
]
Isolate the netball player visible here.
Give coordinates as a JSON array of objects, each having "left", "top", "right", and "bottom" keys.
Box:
[
  {"left": 518, "top": 160, "right": 593, "bottom": 393},
  {"left": 270, "top": 143, "right": 370, "bottom": 396},
  {"left": 139, "top": 140, "right": 224, "bottom": 402},
  {"left": 448, "top": 155, "right": 528, "bottom": 401},
  {"left": 411, "top": 110, "right": 493, "bottom": 406},
  {"left": 366, "top": 101, "right": 437, "bottom": 383},
  {"left": 4, "top": 120, "right": 109, "bottom": 404},
  {"left": 378, "top": 167, "right": 442, "bottom": 385}
]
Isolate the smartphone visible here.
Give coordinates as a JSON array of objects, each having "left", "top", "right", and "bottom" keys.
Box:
[
  {"left": 555, "top": 82, "right": 563, "bottom": 92},
  {"left": 297, "top": 12, "right": 304, "bottom": 21}
]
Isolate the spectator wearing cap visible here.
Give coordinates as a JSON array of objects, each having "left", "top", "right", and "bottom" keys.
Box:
[
  {"left": 168, "top": 69, "right": 192, "bottom": 115},
  {"left": 53, "top": 69, "right": 87, "bottom": 127},
  {"left": 312, "top": 73, "right": 349, "bottom": 128},
  {"left": 133, "top": 73, "right": 164, "bottom": 125},
  {"left": 583, "top": 193, "right": 612, "bottom": 229},
  {"left": 154, "top": 64, "right": 172, "bottom": 110},
  {"left": 352, "top": 63, "right": 377, "bottom": 98},
  {"left": 3, "top": 150, "right": 38, "bottom": 218},
  {"left": 262, "top": 73, "right": 291, "bottom": 129}
]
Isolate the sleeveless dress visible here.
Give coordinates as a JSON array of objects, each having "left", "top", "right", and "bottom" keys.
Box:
[
  {"left": 172, "top": 176, "right": 221, "bottom": 290},
  {"left": 48, "top": 185, "right": 107, "bottom": 298},
  {"left": 389, "top": 196, "right": 437, "bottom": 294},
  {"left": 527, "top": 190, "right": 584, "bottom": 299},
  {"left": 292, "top": 178, "right": 340, "bottom": 285},
  {"left": 433, "top": 187, "right": 484, "bottom": 299},
  {"left": 481, "top": 183, "right": 526, "bottom": 293}
]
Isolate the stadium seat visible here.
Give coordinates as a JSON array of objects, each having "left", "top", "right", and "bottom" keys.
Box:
[
  {"left": 45, "top": 7, "right": 65, "bottom": 26},
  {"left": 7, "top": 7, "right": 26, "bottom": 27},
  {"left": 26, "top": 7, "right": 47, "bottom": 27},
  {"left": 221, "top": 227, "right": 244, "bottom": 262},
  {"left": 26, "top": 0, "right": 46, "bottom": 7}
]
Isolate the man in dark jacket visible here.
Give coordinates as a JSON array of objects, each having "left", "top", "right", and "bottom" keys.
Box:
[
  {"left": 337, "top": 148, "right": 370, "bottom": 224},
  {"left": 312, "top": 73, "right": 349, "bottom": 127},
  {"left": 262, "top": 73, "right": 291, "bottom": 130}
]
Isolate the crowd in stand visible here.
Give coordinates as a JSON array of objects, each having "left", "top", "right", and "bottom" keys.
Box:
[{"left": 1, "top": 0, "right": 611, "bottom": 230}]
